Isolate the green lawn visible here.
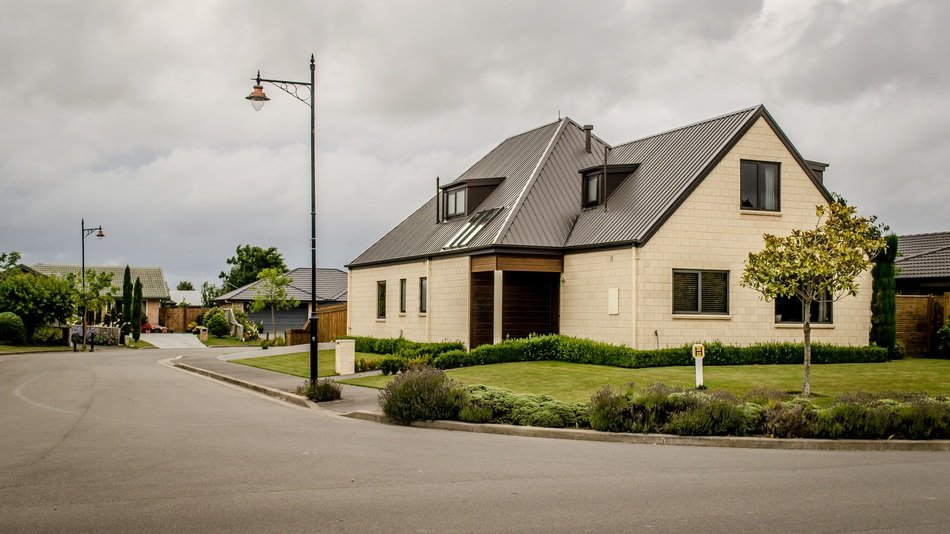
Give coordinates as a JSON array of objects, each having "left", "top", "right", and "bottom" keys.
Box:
[
  {"left": 0, "top": 344, "right": 69, "bottom": 354},
  {"left": 203, "top": 336, "right": 254, "bottom": 347},
  {"left": 340, "top": 358, "right": 950, "bottom": 404},
  {"left": 232, "top": 350, "right": 385, "bottom": 378}
]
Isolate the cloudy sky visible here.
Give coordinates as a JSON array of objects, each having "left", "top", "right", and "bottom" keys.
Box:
[{"left": 1, "top": 0, "right": 947, "bottom": 289}]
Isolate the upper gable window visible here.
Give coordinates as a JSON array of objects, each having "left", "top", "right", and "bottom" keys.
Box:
[
  {"left": 740, "top": 160, "right": 780, "bottom": 212},
  {"left": 445, "top": 188, "right": 466, "bottom": 218}
]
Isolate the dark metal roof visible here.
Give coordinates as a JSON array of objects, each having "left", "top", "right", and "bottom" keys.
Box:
[
  {"left": 349, "top": 105, "right": 830, "bottom": 268},
  {"left": 214, "top": 267, "right": 348, "bottom": 303},
  {"left": 896, "top": 232, "right": 950, "bottom": 279}
]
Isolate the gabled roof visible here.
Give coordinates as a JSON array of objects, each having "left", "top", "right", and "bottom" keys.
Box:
[
  {"left": 349, "top": 105, "right": 832, "bottom": 267},
  {"left": 896, "top": 232, "right": 950, "bottom": 279},
  {"left": 31, "top": 264, "right": 170, "bottom": 300},
  {"left": 213, "top": 267, "right": 348, "bottom": 303},
  {"left": 169, "top": 289, "right": 203, "bottom": 306}
]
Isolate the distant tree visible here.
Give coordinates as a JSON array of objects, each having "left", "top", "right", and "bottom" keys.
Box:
[
  {"left": 870, "top": 234, "right": 899, "bottom": 355},
  {"left": 176, "top": 280, "right": 195, "bottom": 291},
  {"left": 249, "top": 268, "right": 299, "bottom": 337},
  {"left": 200, "top": 281, "right": 222, "bottom": 307},
  {"left": 121, "top": 266, "right": 133, "bottom": 335},
  {"left": 0, "top": 251, "right": 22, "bottom": 273},
  {"left": 132, "top": 278, "right": 143, "bottom": 342},
  {"left": 740, "top": 202, "right": 886, "bottom": 396},
  {"left": 0, "top": 272, "right": 74, "bottom": 340},
  {"left": 65, "top": 270, "right": 116, "bottom": 326},
  {"left": 219, "top": 245, "right": 287, "bottom": 290}
]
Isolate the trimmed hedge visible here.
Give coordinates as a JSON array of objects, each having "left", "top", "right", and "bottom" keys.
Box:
[
  {"left": 0, "top": 311, "right": 26, "bottom": 344},
  {"left": 342, "top": 336, "right": 464, "bottom": 359},
  {"left": 430, "top": 335, "right": 888, "bottom": 370}
]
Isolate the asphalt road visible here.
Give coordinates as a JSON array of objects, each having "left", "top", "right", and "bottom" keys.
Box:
[{"left": 2, "top": 349, "right": 949, "bottom": 533}]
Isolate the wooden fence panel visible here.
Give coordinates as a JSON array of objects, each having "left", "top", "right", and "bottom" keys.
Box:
[{"left": 896, "top": 295, "right": 949, "bottom": 356}]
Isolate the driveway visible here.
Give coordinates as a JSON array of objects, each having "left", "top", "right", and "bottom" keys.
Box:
[{"left": 139, "top": 333, "right": 206, "bottom": 349}]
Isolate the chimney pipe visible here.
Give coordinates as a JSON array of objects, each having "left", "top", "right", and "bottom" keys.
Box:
[
  {"left": 436, "top": 176, "right": 441, "bottom": 223},
  {"left": 583, "top": 125, "right": 593, "bottom": 153}
]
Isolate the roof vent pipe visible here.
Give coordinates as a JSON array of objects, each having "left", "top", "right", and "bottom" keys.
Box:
[{"left": 583, "top": 125, "right": 593, "bottom": 153}]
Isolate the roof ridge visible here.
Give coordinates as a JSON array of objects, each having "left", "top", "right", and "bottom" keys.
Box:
[
  {"left": 896, "top": 243, "right": 950, "bottom": 263},
  {"left": 613, "top": 105, "right": 761, "bottom": 149}
]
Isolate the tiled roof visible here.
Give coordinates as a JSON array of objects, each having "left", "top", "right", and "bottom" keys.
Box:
[
  {"left": 31, "top": 264, "right": 170, "bottom": 300},
  {"left": 896, "top": 232, "right": 950, "bottom": 279},
  {"left": 213, "top": 267, "right": 348, "bottom": 303},
  {"left": 349, "top": 105, "right": 831, "bottom": 267}
]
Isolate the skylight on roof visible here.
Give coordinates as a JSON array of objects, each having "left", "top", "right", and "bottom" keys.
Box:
[{"left": 443, "top": 207, "right": 504, "bottom": 249}]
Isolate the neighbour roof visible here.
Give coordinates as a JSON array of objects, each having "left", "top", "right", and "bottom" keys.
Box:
[
  {"left": 169, "top": 289, "right": 203, "bottom": 306},
  {"left": 31, "top": 264, "right": 170, "bottom": 300},
  {"left": 213, "top": 267, "right": 348, "bottom": 303},
  {"left": 349, "top": 105, "right": 832, "bottom": 267},
  {"left": 896, "top": 232, "right": 950, "bottom": 279}
]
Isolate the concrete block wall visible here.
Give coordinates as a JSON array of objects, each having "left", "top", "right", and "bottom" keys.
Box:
[{"left": 560, "top": 248, "right": 634, "bottom": 346}]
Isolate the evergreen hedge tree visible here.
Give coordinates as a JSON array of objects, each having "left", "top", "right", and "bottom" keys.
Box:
[
  {"left": 131, "top": 278, "right": 143, "bottom": 342},
  {"left": 870, "top": 234, "right": 898, "bottom": 356},
  {"left": 121, "top": 266, "right": 132, "bottom": 336}
]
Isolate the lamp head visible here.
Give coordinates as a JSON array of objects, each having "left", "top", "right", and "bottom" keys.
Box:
[
  {"left": 95, "top": 227, "right": 105, "bottom": 239},
  {"left": 246, "top": 71, "right": 270, "bottom": 111}
]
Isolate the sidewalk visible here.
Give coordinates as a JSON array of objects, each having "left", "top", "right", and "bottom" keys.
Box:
[{"left": 174, "top": 344, "right": 381, "bottom": 414}]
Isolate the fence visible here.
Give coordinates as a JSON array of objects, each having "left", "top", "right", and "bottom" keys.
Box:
[
  {"left": 895, "top": 295, "right": 949, "bottom": 356},
  {"left": 285, "top": 302, "right": 348, "bottom": 345},
  {"left": 159, "top": 306, "right": 209, "bottom": 333}
]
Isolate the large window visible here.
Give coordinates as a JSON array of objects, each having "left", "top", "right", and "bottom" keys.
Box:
[
  {"left": 399, "top": 278, "right": 407, "bottom": 314},
  {"left": 673, "top": 270, "right": 729, "bottom": 314},
  {"left": 376, "top": 281, "right": 386, "bottom": 319},
  {"left": 419, "top": 277, "right": 428, "bottom": 314},
  {"left": 740, "top": 160, "right": 780, "bottom": 211},
  {"left": 775, "top": 293, "right": 833, "bottom": 324},
  {"left": 445, "top": 188, "right": 466, "bottom": 217}
]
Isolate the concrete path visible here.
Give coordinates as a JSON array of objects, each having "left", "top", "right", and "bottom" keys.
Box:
[{"left": 140, "top": 333, "right": 206, "bottom": 349}]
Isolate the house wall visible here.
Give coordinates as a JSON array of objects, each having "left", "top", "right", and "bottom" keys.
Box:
[
  {"left": 144, "top": 300, "right": 161, "bottom": 326},
  {"left": 632, "top": 116, "right": 871, "bottom": 348},
  {"left": 348, "top": 256, "right": 471, "bottom": 346},
  {"left": 560, "top": 248, "right": 634, "bottom": 346}
]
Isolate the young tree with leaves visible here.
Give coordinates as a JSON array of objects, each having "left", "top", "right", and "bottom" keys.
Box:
[
  {"left": 219, "top": 245, "right": 287, "bottom": 290},
  {"left": 740, "top": 202, "right": 886, "bottom": 396},
  {"left": 0, "top": 272, "right": 74, "bottom": 340},
  {"left": 176, "top": 280, "right": 195, "bottom": 290},
  {"left": 248, "top": 268, "right": 299, "bottom": 338},
  {"left": 201, "top": 281, "right": 222, "bottom": 307},
  {"left": 0, "top": 251, "right": 22, "bottom": 274}
]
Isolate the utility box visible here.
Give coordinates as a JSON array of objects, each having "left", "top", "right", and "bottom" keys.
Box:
[{"left": 335, "top": 339, "right": 355, "bottom": 375}]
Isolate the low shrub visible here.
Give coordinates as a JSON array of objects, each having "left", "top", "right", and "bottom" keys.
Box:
[
  {"left": 204, "top": 308, "right": 230, "bottom": 338},
  {"left": 344, "top": 336, "right": 464, "bottom": 359},
  {"left": 379, "top": 355, "right": 407, "bottom": 375},
  {"left": 297, "top": 378, "right": 343, "bottom": 402},
  {"left": 31, "top": 326, "right": 64, "bottom": 346},
  {"left": 355, "top": 358, "right": 381, "bottom": 373},
  {"left": 935, "top": 321, "right": 950, "bottom": 359},
  {"left": 0, "top": 312, "right": 26, "bottom": 344},
  {"left": 378, "top": 366, "right": 465, "bottom": 424},
  {"left": 461, "top": 384, "right": 587, "bottom": 428}
]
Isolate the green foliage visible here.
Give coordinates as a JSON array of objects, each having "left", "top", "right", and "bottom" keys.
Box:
[
  {"left": 232, "top": 309, "right": 259, "bottom": 341},
  {"left": 176, "top": 280, "right": 195, "bottom": 291},
  {"left": 296, "top": 378, "right": 342, "bottom": 402},
  {"left": 204, "top": 308, "right": 230, "bottom": 338},
  {"left": 870, "top": 234, "right": 898, "bottom": 354},
  {"left": 31, "top": 326, "right": 64, "bottom": 346},
  {"left": 740, "top": 202, "right": 888, "bottom": 395},
  {"left": 121, "top": 266, "right": 133, "bottom": 335},
  {"left": 248, "top": 267, "right": 298, "bottom": 337},
  {"left": 219, "top": 244, "right": 287, "bottom": 290},
  {"left": 379, "top": 355, "right": 408, "bottom": 375},
  {"left": 0, "top": 251, "right": 22, "bottom": 273},
  {"left": 0, "top": 311, "right": 26, "bottom": 344},
  {"left": 131, "top": 278, "right": 142, "bottom": 342},
  {"left": 425, "top": 335, "right": 887, "bottom": 370},
  {"left": 379, "top": 365, "right": 465, "bottom": 424},
  {"left": 355, "top": 358, "right": 381, "bottom": 373},
  {"left": 200, "top": 281, "right": 222, "bottom": 307},
  {"left": 0, "top": 272, "right": 75, "bottom": 339},
  {"left": 460, "top": 384, "right": 587, "bottom": 428},
  {"left": 345, "top": 335, "right": 464, "bottom": 357},
  {"left": 936, "top": 321, "right": 950, "bottom": 359}
]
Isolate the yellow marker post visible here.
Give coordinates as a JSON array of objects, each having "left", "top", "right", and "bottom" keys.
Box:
[{"left": 692, "top": 343, "right": 705, "bottom": 388}]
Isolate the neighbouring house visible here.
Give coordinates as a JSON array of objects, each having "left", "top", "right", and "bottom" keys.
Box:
[
  {"left": 213, "top": 267, "right": 348, "bottom": 341},
  {"left": 160, "top": 289, "right": 206, "bottom": 333},
  {"left": 347, "top": 105, "right": 873, "bottom": 349},
  {"left": 32, "top": 264, "right": 170, "bottom": 326},
  {"left": 896, "top": 232, "right": 950, "bottom": 295}
]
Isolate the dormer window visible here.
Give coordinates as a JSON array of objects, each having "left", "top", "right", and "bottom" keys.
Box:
[
  {"left": 578, "top": 164, "right": 639, "bottom": 208},
  {"left": 445, "top": 188, "right": 466, "bottom": 217}
]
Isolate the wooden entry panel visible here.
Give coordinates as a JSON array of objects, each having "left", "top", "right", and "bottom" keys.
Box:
[
  {"left": 471, "top": 254, "right": 563, "bottom": 273},
  {"left": 502, "top": 271, "right": 559, "bottom": 340},
  {"left": 470, "top": 272, "right": 494, "bottom": 348}
]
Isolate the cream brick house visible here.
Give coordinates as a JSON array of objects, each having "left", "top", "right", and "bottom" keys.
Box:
[{"left": 348, "top": 105, "right": 871, "bottom": 349}]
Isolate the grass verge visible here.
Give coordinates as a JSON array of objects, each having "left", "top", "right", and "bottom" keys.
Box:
[
  {"left": 0, "top": 344, "right": 70, "bottom": 354},
  {"left": 340, "top": 358, "right": 950, "bottom": 405},
  {"left": 203, "top": 336, "right": 254, "bottom": 347},
  {"left": 232, "top": 350, "right": 385, "bottom": 378}
]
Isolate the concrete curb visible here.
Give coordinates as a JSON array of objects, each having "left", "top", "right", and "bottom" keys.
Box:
[
  {"left": 343, "top": 411, "right": 950, "bottom": 452},
  {"left": 172, "top": 362, "right": 311, "bottom": 408},
  {"left": 168, "top": 361, "right": 950, "bottom": 452}
]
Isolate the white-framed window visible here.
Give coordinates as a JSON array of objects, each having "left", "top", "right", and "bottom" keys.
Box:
[{"left": 673, "top": 269, "right": 728, "bottom": 314}]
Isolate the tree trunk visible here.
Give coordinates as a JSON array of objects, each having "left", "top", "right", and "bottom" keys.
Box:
[
  {"left": 270, "top": 305, "right": 276, "bottom": 341},
  {"left": 802, "top": 318, "right": 812, "bottom": 396}
]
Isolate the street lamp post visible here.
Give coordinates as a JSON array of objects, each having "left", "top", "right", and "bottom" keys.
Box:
[
  {"left": 246, "top": 55, "right": 319, "bottom": 382},
  {"left": 81, "top": 218, "right": 105, "bottom": 352}
]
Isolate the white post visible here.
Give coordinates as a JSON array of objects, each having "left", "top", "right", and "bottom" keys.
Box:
[
  {"left": 335, "top": 339, "right": 355, "bottom": 375},
  {"left": 692, "top": 343, "right": 705, "bottom": 388}
]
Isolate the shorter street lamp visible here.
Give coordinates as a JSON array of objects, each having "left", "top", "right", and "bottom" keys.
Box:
[{"left": 81, "top": 218, "right": 105, "bottom": 351}]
